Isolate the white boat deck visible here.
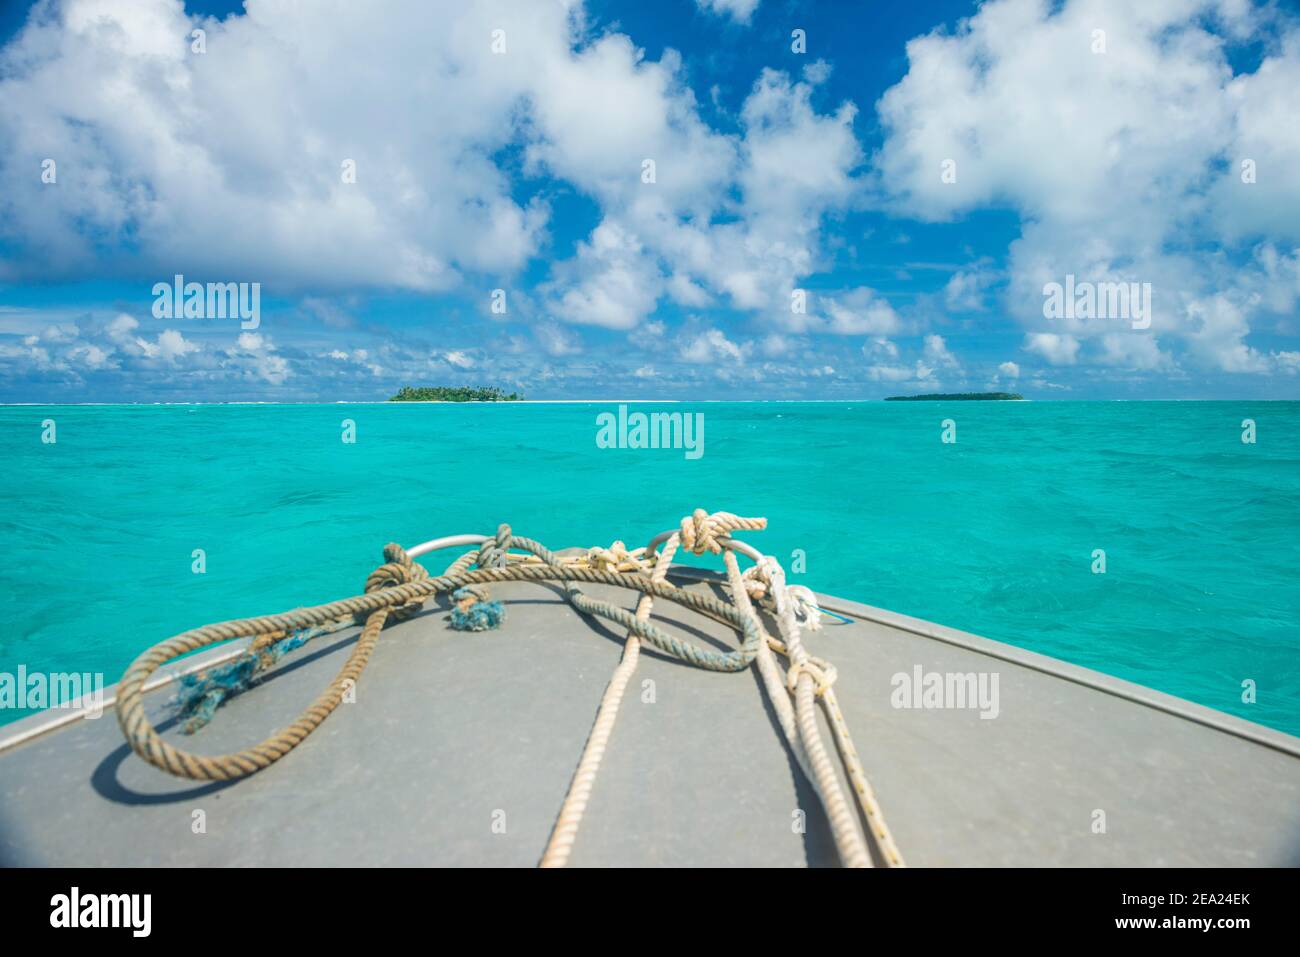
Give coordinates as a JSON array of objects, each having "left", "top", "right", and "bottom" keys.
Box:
[{"left": 2, "top": 569, "right": 1298, "bottom": 867}]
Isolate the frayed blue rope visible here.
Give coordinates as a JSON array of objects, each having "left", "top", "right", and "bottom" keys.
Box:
[
  {"left": 449, "top": 587, "right": 505, "bottom": 632},
  {"left": 173, "top": 630, "right": 311, "bottom": 733}
]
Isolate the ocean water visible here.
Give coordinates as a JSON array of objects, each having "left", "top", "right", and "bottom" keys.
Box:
[{"left": 1, "top": 401, "right": 1297, "bottom": 736}]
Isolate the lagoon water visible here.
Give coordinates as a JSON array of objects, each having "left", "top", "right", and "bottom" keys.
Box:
[{"left": 1, "top": 401, "right": 1297, "bottom": 735}]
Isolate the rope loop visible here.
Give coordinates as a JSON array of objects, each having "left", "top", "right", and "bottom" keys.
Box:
[
  {"left": 115, "top": 511, "right": 900, "bottom": 869},
  {"left": 787, "top": 655, "right": 838, "bottom": 697},
  {"left": 587, "top": 540, "right": 653, "bottom": 574},
  {"left": 476, "top": 522, "right": 513, "bottom": 569},
  {"left": 680, "top": 507, "right": 721, "bottom": 554},
  {"left": 364, "top": 542, "right": 429, "bottom": 622}
]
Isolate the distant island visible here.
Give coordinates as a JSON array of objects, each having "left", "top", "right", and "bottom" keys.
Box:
[
  {"left": 389, "top": 386, "right": 523, "bottom": 402},
  {"left": 884, "top": 392, "right": 1023, "bottom": 401}
]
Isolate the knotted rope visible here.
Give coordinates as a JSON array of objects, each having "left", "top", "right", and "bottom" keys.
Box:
[
  {"left": 364, "top": 542, "right": 429, "bottom": 621},
  {"left": 116, "top": 510, "right": 902, "bottom": 868}
]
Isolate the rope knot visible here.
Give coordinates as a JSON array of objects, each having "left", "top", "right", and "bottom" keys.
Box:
[
  {"left": 587, "top": 540, "right": 639, "bottom": 572},
  {"left": 477, "top": 523, "right": 513, "bottom": 569},
  {"left": 741, "top": 559, "right": 774, "bottom": 600},
  {"left": 786, "top": 656, "right": 838, "bottom": 697},
  {"left": 680, "top": 508, "right": 721, "bottom": 555},
  {"left": 363, "top": 542, "right": 429, "bottom": 621},
  {"left": 383, "top": 542, "right": 412, "bottom": 565},
  {"left": 787, "top": 584, "right": 825, "bottom": 631}
]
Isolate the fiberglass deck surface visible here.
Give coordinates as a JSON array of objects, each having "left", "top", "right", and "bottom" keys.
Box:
[{"left": 2, "top": 572, "right": 1299, "bottom": 867}]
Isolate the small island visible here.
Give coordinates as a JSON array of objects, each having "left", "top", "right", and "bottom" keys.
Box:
[
  {"left": 884, "top": 392, "right": 1023, "bottom": 401},
  {"left": 389, "top": 386, "right": 524, "bottom": 402}
]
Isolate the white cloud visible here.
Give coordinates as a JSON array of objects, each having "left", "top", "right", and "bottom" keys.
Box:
[
  {"left": 1184, "top": 294, "right": 1271, "bottom": 372},
  {"left": 679, "top": 327, "right": 749, "bottom": 363},
  {"left": 232, "top": 331, "right": 289, "bottom": 383},
  {"left": 1024, "top": 332, "right": 1080, "bottom": 366},
  {"left": 1253, "top": 244, "right": 1300, "bottom": 314},
  {"left": 546, "top": 62, "right": 864, "bottom": 329},
  {"left": 696, "top": 0, "right": 760, "bottom": 23},
  {"left": 67, "top": 342, "right": 112, "bottom": 369},
  {"left": 442, "top": 350, "right": 475, "bottom": 369},
  {"left": 864, "top": 337, "right": 899, "bottom": 360},
  {"left": 0, "top": 0, "right": 870, "bottom": 359},
  {"left": 1096, "top": 333, "right": 1175, "bottom": 371},
  {"left": 874, "top": 0, "right": 1300, "bottom": 376},
  {"left": 945, "top": 263, "right": 998, "bottom": 312},
  {"left": 922, "top": 334, "right": 960, "bottom": 370},
  {"left": 997, "top": 361, "right": 1020, "bottom": 379},
  {"left": 866, "top": 359, "right": 938, "bottom": 387},
  {"left": 0, "top": 0, "right": 571, "bottom": 290},
  {"left": 533, "top": 322, "right": 583, "bottom": 357},
  {"left": 1211, "top": 31, "right": 1300, "bottom": 243},
  {"left": 823, "top": 287, "right": 900, "bottom": 335},
  {"left": 153, "top": 329, "right": 199, "bottom": 362},
  {"left": 759, "top": 334, "right": 793, "bottom": 357},
  {"left": 548, "top": 220, "right": 663, "bottom": 329},
  {"left": 628, "top": 319, "right": 667, "bottom": 350},
  {"left": 666, "top": 272, "right": 712, "bottom": 307}
]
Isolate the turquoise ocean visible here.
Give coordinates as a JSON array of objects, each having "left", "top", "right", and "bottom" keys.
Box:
[{"left": 1, "top": 401, "right": 1297, "bottom": 735}]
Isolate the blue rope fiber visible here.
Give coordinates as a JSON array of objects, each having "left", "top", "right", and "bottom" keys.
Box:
[
  {"left": 174, "top": 630, "right": 312, "bottom": 733},
  {"left": 449, "top": 587, "right": 506, "bottom": 632},
  {"left": 174, "top": 583, "right": 506, "bottom": 734}
]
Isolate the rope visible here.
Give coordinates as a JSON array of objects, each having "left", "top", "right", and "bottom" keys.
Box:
[
  {"left": 449, "top": 586, "right": 505, "bottom": 631},
  {"left": 115, "top": 510, "right": 902, "bottom": 868},
  {"left": 539, "top": 531, "right": 678, "bottom": 867}
]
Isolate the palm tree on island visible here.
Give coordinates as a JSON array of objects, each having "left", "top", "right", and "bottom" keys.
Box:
[{"left": 389, "top": 386, "right": 524, "bottom": 402}]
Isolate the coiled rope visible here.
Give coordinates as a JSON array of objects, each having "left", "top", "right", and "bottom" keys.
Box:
[{"left": 116, "top": 509, "right": 903, "bottom": 867}]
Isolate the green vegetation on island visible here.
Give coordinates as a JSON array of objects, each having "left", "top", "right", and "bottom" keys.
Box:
[
  {"left": 884, "top": 392, "right": 1023, "bottom": 401},
  {"left": 389, "top": 386, "right": 524, "bottom": 402}
]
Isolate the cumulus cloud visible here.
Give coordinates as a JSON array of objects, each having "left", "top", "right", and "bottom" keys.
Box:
[
  {"left": 544, "top": 60, "right": 864, "bottom": 328},
  {"left": 874, "top": 0, "right": 1300, "bottom": 375},
  {"left": 822, "top": 287, "right": 900, "bottom": 335},
  {"left": 864, "top": 337, "right": 899, "bottom": 361},
  {"left": 696, "top": 0, "right": 761, "bottom": 23},
  {"left": 2, "top": 0, "right": 856, "bottom": 326},
  {"left": 861, "top": 334, "right": 956, "bottom": 390},
  {"left": 532, "top": 321, "right": 583, "bottom": 357},
  {"left": 678, "top": 326, "right": 749, "bottom": 363},
  {"left": 2, "top": 0, "right": 1296, "bottom": 401},
  {"left": 1210, "top": 31, "right": 1300, "bottom": 242},
  {"left": 547, "top": 221, "right": 663, "bottom": 329},
  {"left": 0, "top": 0, "right": 567, "bottom": 290},
  {"left": 866, "top": 360, "right": 938, "bottom": 387},
  {"left": 1096, "top": 333, "right": 1175, "bottom": 371},
  {"left": 441, "top": 350, "right": 475, "bottom": 369},
  {"left": 922, "top": 334, "right": 960, "bottom": 370},
  {"left": 231, "top": 331, "right": 289, "bottom": 384},
  {"left": 0, "top": 307, "right": 309, "bottom": 393},
  {"left": 1024, "top": 332, "right": 1081, "bottom": 366},
  {"left": 945, "top": 263, "right": 998, "bottom": 312}
]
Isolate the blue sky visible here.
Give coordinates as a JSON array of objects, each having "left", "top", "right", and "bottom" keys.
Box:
[{"left": 1, "top": 0, "right": 1298, "bottom": 401}]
